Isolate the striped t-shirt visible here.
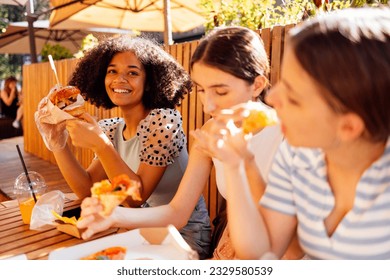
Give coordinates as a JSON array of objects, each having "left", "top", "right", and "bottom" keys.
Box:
[{"left": 261, "top": 138, "right": 390, "bottom": 259}]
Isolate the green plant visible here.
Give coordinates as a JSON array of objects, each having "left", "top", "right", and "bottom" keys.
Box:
[
  {"left": 73, "top": 34, "right": 99, "bottom": 59},
  {"left": 200, "top": 0, "right": 389, "bottom": 32},
  {"left": 40, "top": 43, "right": 73, "bottom": 62},
  {"left": 0, "top": 54, "right": 23, "bottom": 81}
]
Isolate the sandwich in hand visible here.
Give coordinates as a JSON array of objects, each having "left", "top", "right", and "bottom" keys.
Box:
[
  {"left": 91, "top": 174, "right": 142, "bottom": 216},
  {"left": 48, "top": 85, "right": 85, "bottom": 118},
  {"left": 241, "top": 101, "right": 278, "bottom": 134}
]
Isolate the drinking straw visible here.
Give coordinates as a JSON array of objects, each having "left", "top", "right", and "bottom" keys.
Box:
[
  {"left": 48, "top": 55, "right": 61, "bottom": 86},
  {"left": 16, "top": 144, "right": 37, "bottom": 203}
]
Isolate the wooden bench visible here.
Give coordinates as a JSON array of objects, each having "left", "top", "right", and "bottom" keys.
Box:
[{"left": 22, "top": 24, "right": 293, "bottom": 223}]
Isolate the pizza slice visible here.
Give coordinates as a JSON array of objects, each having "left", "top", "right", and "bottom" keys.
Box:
[
  {"left": 81, "top": 246, "right": 127, "bottom": 260},
  {"left": 91, "top": 174, "right": 141, "bottom": 216}
]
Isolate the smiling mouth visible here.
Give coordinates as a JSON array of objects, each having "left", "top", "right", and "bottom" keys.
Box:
[{"left": 113, "top": 88, "right": 131, "bottom": 94}]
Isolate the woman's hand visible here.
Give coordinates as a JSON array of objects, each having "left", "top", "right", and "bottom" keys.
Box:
[
  {"left": 77, "top": 197, "right": 115, "bottom": 239},
  {"left": 9, "top": 83, "right": 17, "bottom": 97},
  {"left": 191, "top": 116, "right": 252, "bottom": 168},
  {"left": 66, "top": 113, "right": 111, "bottom": 153},
  {"left": 34, "top": 97, "right": 69, "bottom": 151},
  {"left": 191, "top": 100, "right": 274, "bottom": 167}
]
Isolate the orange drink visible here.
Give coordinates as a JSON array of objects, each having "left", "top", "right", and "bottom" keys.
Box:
[
  {"left": 16, "top": 190, "right": 45, "bottom": 224},
  {"left": 19, "top": 197, "right": 36, "bottom": 224},
  {"left": 14, "top": 171, "right": 47, "bottom": 225}
]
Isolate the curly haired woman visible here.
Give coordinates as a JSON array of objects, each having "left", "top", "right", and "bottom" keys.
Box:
[{"left": 35, "top": 35, "right": 211, "bottom": 258}]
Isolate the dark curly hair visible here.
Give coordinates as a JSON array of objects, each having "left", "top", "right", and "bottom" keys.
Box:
[{"left": 69, "top": 35, "right": 192, "bottom": 110}]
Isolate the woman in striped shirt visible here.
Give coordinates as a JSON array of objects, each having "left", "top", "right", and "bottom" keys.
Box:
[{"left": 194, "top": 7, "right": 390, "bottom": 259}]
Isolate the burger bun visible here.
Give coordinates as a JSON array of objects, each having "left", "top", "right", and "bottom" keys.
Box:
[{"left": 48, "top": 85, "right": 85, "bottom": 118}]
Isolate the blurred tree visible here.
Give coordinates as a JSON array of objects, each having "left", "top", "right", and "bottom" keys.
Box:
[
  {"left": 0, "top": 0, "right": 49, "bottom": 81},
  {"left": 0, "top": 4, "right": 25, "bottom": 81},
  {"left": 200, "top": 0, "right": 389, "bottom": 32},
  {"left": 41, "top": 43, "right": 73, "bottom": 62},
  {"left": 73, "top": 34, "right": 99, "bottom": 59},
  {"left": 0, "top": 54, "right": 24, "bottom": 81}
]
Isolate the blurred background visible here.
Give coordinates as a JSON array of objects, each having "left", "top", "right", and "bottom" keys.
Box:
[{"left": 1, "top": 0, "right": 389, "bottom": 82}]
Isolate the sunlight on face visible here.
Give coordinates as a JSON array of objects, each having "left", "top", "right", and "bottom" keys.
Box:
[
  {"left": 104, "top": 51, "right": 146, "bottom": 108},
  {"left": 191, "top": 62, "right": 257, "bottom": 117},
  {"left": 266, "top": 47, "right": 341, "bottom": 148}
]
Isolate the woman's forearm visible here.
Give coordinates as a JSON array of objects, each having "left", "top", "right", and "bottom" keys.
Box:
[
  {"left": 112, "top": 203, "right": 187, "bottom": 230},
  {"left": 1, "top": 90, "right": 16, "bottom": 106},
  {"left": 110, "top": 154, "right": 210, "bottom": 230},
  {"left": 94, "top": 141, "right": 139, "bottom": 182},
  {"left": 53, "top": 145, "right": 95, "bottom": 198},
  {"left": 224, "top": 162, "right": 271, "bottom": 259},
  {"left": 243, "top": 154, "right": 266, "bottom": 203}
]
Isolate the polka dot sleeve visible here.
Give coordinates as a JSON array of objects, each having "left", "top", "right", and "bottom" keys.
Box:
[
  {"left": 138, "top": 108, "right": 186, "bottom": 166},
  {"left": 98, "top": 117, "right": 123, "bottom": 142},
  {"left": 90, "top": 117, "right": 122, "bottom": 161}
]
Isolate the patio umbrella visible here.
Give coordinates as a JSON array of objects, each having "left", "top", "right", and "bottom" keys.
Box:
[
  {"left": 0, "top": 19, "right": 133, "bottom": 55},
  {"left": 48, "top": 0, "right": 208, "bottom": 45},
  {"left": 0, "top": 0, "right": 28, "bottom": 6}
]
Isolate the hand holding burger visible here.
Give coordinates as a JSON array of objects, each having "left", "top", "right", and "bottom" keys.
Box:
[
  {"left": 34, "top": 85, "right": 85, "bottom": 151},
  {"left": 48, "top": 85, "right": 85, "bottom": 118}
]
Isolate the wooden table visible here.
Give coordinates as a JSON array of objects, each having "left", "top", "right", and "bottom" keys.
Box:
[{"left": 0, "top": 195, "right": 118, "bottom": 260}]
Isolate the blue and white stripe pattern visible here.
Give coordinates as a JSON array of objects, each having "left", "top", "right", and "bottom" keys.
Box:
[{"left": 261, "top": 138, "right": 390, "bottom": 259}]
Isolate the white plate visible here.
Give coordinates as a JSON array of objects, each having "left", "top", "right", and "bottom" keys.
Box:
[
  {"left": 2, "top": 254, "right": 28, "bottom": 260},
  {"left": 48, "top": 227, "right": 192, "bottom": 260}
]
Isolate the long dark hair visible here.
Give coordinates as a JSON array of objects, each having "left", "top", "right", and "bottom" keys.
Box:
[
  {"left": 191, "top": 26, "right": 270, "bottom": 87},
  {"left": 3, "top": 76, "right": 18, "bottom": 94}
]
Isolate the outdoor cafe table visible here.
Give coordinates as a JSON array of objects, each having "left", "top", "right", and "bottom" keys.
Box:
[{"left": 0, "top": 194, "right": 119, "bottom": 260}]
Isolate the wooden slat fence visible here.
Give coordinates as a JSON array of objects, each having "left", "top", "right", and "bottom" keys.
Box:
[{"left": 22, "top": 24, "right": 294, "bottom": 223}]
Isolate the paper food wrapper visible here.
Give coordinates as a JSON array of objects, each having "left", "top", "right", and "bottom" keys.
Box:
[
  {"left": 38, "top": 94, "right": 85, "bottom": 125},
  {"left": 52, "top": 209, "right": 83, "bottom": 239},
  {"left": 30, "top": 190, "right": 65, "bottom": 231},
  {"left": 56, "top": 223, "right": 83, "bottom": 239},
  {"left": 29, "top": 190, "right": 83, "bottom": 238}
]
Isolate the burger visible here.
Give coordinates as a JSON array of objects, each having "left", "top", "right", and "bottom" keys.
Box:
[{"left": 48, "top": 85, "right": 85, "bottom": 118}]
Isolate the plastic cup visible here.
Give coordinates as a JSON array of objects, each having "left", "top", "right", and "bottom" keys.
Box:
[{"left": 14, "top": 171, "right": 47, "bottom": 224}]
